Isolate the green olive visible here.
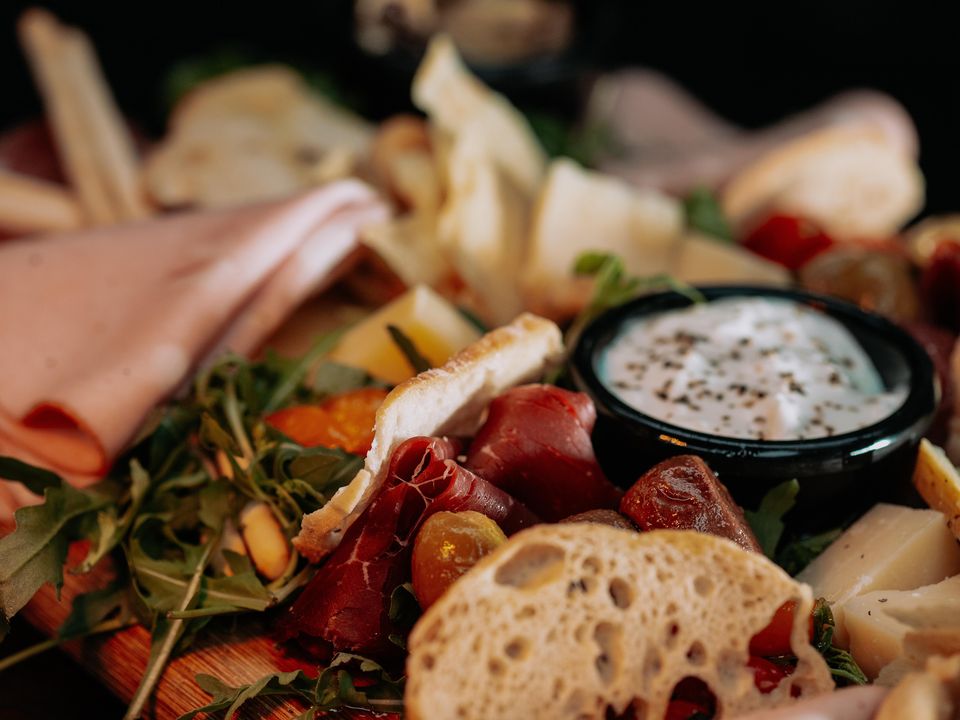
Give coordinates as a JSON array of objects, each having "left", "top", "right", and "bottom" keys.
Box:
[{"left": 411, "top": 511, "right": 507, "bottom": 609}]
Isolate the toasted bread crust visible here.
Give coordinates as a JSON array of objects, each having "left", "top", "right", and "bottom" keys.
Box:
[
  {"left": 405, "top": 525, "right": 834, "bottom": 720},
  {"left": 293, "top": 313, "right": 564, "bottom": 561}
]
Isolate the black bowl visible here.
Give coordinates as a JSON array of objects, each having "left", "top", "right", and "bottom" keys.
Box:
[{"left": 570, "top": 286, "right": 938, "bottom": 531}]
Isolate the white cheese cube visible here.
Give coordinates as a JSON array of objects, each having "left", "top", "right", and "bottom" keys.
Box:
[{"left": 797, "top": 504, "right": 960, "bottom": 645}]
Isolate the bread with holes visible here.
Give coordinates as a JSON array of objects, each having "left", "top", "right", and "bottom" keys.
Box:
[
  {"left": 293, "top": 312, "right": 564, "bottom": 561},
  {"left": 722, "top": 125, "right": 923, "bottom": 239},
  {"left": 405, "top": 524, "right": 834, "bottom": 720}
]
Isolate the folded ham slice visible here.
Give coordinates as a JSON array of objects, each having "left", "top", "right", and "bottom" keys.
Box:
[{"left": 0, "top": 180, "right": 386, "bottom": 482}]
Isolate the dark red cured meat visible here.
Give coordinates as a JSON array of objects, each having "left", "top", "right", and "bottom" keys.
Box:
[
  {"left": 464, "top": 384, "right": 623, "bottom": 521},
  {"left": 903, "top": 321, "right": 956, "bottom": 445},
  {"left": 279, "top": 436, "right": 537, "bottom": 659},
  {"left": 620, "top": 455, "right": 762, "bottom": 553}
]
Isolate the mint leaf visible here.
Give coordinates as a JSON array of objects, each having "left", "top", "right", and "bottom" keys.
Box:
[
  {"left": 684, "top": 187, "right": 733, "bottom": 242},
  {"left": 744, "top": 479, "right": 799, "bottom": 558}
]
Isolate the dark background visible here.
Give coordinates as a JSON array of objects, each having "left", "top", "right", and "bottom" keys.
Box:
[{"left": 1, "top": 1, "right": 958, "bottom": 214}]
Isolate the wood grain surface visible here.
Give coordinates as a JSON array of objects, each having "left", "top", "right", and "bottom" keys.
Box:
[{"left": 14, "top": 543, "right": 307, "bottom": 719}]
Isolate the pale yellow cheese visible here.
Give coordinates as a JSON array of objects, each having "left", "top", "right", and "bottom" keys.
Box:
[
  {"left": 328, "top": 285, "right": 482, "bottom": 385},
  {"left": 913, "top": 438, "right": 960, "bottom": 539},
  {"left": 843, "top": 575, "right": 960, "bottom": 679},
  {"left": 671, "top": 233, "right": 791, "bottom": 287},
  {"left": 797, "top": 503, "right": 960, "bottom": 644}
]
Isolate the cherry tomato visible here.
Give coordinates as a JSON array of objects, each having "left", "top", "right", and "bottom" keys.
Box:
[
  {"left": 742, "top": 214, "right": 834, "bottom": 270},
  {"left": 411, "top": 511, "right": 507, "bottom": 610},
  {"left": 668, "top": 677, "right": 716, "bottom": 719},
  {"left": 748, "top": 656, "right": 793, "bottom": 694},
  {"left": 265, "top": 387, "right": 388, "bottom": 455},
  {"left": 750, "top": 601, "right": 796, "bottom": 657}
]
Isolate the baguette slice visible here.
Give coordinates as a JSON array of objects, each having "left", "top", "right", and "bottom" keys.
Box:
[
  {"left": 722, "top": 125, "right": 924, "bottom": 239},
  {"left": 406, "top": 525, "right": 833, "bottom": 720},
  {"left": 293, "top": 313, "right": 564, "bottom": 561}
]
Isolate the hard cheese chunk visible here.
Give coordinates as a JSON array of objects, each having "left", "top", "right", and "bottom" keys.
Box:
[
  {"left": 797, "top": 504, "right": 960, "bottom": 644},
  {"left": 843, "top": 575, "right": 960, "bottom": 679},
  {"left": 328, "top": 285, "right": 481, "bottom": 385}
]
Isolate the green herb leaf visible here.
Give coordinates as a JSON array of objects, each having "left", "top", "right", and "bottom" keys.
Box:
[
  {"left": 0, "top": 456, "right": 64, "bottom": 495},
  {"left": 776, "top": 528, "right": 842, "bottom": 576},
  {"left": 684, "top": 187, "right": 734, "bottom": 242},
  {"left": 58, "top": 578, "right": 132, "bottom": 640},
  {"left": 744, "top": 479, "right": 799, "bottom": 558},
  {"left": 0, "top": 475, "right": 110, "bottom": 626},
  {"left": 180, "top": 670, "right": 315, "bottom": 719},
  {"left": 78, "top": 460, "right": 152, "bottom": 573},
  {"left": 812, "top": 598, "right": 868, "bottom": 686},
  {"left": 310, "top": 362, "right": 380, "bottom": 398},
  {"left": 386, "top": 324, "right": 432, "bottom": 375}
]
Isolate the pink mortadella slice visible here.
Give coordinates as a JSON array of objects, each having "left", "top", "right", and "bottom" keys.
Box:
[{"left": 0, "top": 180, "right": 387, "bottom": 481}]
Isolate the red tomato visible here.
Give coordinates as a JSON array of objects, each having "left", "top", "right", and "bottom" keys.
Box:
[
  {"left": 265, "top": 388, "right": 389, "bottom": 455},
  {"left": 749, "top": 600, "right": 817, "bottom": 658},
  {"left": 748, "top": 656, "right": 793, "bottom": 694},
  {"left": 664, "top": 699, "right": 712, "bottom": 720},
  {"left": 742, "top": 214, "right": 834, "bottom": 270}
]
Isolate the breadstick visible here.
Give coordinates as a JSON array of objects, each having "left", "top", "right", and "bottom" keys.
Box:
[
  {"left": 0, "top": 169, "right": 84, "bottom": 234},
  {"left": 62, "top": 27, "right": 151, "bottom": 221},
  {"left": 18, "top": 9, "right": 115, "bottom": 224}
]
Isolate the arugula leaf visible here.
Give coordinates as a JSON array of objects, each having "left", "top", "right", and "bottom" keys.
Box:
[
  {"left": 744, "top": 479, "right": 799, "bottom": 558},
  {"left": 387, "top": 324, "right": 432, "bottom": 375},
  {"left": 180, "top": 670, "right": 315, "bottom": 719},
  {"left": 0, "top": 473, "right": 110, "bottom": 626},
  {"left": 0, "top": 456, "right": 64, "bottom": 495},
  {"left": 776, "top": 529, "right": 842, "bottom": 576},
  {"left": 684, "top": 187, "right": 734, "bottom": 242},
  {"left": 78, "top": 460, "right": 152, "bottom": 573},
  {"left": 812, "top": 599, "right": 868, "bottom": 685},
  {"left": 310, "top": 361, "right": 380, "bottom": 398},
  {"left": 58, "top": 578, "right": 133, "bottom": 640}
]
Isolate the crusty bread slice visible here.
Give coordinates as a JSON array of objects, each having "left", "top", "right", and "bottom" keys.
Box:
[
  {"left": 144, "top": 66, "right": 374, "bottom": 209},
  {"left": 293, "top": 313, "right": 564, "bottom": 561},
  {"left": 405, "top": 525, "right": 834, "bottom": 720},
  {"left": 722, "top": 125, "right": 923, "bottom": 239}
]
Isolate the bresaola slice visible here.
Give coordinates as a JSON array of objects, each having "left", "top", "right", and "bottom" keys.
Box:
[
  {"left": 279, "top": 436, "right": 537, "bottom": 658},
  {"left": 464, "top": 385, "right": 622, "bottom": 521}
]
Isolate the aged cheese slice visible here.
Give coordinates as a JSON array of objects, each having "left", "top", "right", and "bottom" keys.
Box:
[
  {"left": 521, "top": 158, "right": 684, "bottom": 320},
  {"left": 843, "top": 575, "right": 960, "bottom": 679},
  {"left": 327, "top": 284, "right": 481, "bottom": 385},
  {"left": 797, "top": 504, "right": 960, "bottom": 644},
  {"left": 671, "top": 232, "right": 791, "bottom": 287},
  {"left": 913, "top": 438, "right": 960, "bottom": 539}
]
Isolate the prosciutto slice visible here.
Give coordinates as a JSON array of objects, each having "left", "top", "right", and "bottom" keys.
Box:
[
  {"left": 464, "top": 384, "right": 623, "bottom": 521},
  {"left": 0, "top": 181, "right": 385, "bottom": 483},
  {"left": 279, "top": 436, "right": 537, "bottom": 658}
]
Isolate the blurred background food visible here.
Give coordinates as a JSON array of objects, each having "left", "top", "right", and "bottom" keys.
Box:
[{"left": 1, "top": 0, "right": 958, "bottom": 212}]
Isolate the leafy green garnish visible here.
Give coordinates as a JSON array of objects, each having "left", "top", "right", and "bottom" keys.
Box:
[
  {"left": 744, "top": 480, "right": 799, "bottom": 558},
  {"left": 0, "top": 330, "right": 373, "bottom": 716},
  {"left": 180, "top": 653, "right": 405, "bottom": 719},
  {"left": 684, "top": 187, "right": 733, "bottom": 242},
  {"left": 567, "top": 251, "right": 706, "bottom": 344},
  {"left": 776, "top": 529, "right": 843, "bottom": 576},
  {"left": 524, "top": 111, "right": 621, "bottom": 165},
  {"left": 812, "top": 599, "right": 868, "bottom": 686},
  {"left": 387, "top": 324, "right": 432, "bottom": 375},
  {"left": 163, "top": 47, "right": 258, "bottom": 109}
]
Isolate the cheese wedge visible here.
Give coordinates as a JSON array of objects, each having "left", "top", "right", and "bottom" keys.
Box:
[
  {"left": 522, "top": 158, "right": 684, "bottom": 319},
  {"left": 797, "top": 504, "right": 960, "bottom": 645},
  {"left": 327, "top": 285, "right": 481, "bottom": 386},
  {"left": 843, "top": 575, "right": 960, "bottom": 679},
  {"left": 913, "top": 438, "right": 960, "bottom": 540},
  {"left": 671, "top": 232, "right": 791, "bottom": 287}
]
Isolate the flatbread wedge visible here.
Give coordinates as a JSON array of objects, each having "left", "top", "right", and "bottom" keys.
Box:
[
  {"left": 293, "top": 312, "right": 564, "bottom": 561},
  {"left": 406, "top": 524, "right": 834, "bottom": 720}
]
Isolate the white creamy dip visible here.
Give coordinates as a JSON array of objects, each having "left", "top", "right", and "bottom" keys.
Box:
[{"left": 599, "top": 297, "right": 907, "bottom": 440}]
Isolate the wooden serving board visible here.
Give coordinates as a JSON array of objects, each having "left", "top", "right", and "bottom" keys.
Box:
[{"left": 17, "top": 542, "right": 306, "bottom": 719}]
